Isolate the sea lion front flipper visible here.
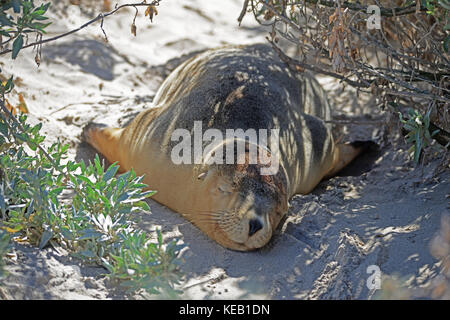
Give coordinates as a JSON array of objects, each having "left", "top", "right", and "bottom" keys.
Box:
[
  {"left": 325, "top": 140, "right": 378, "bottom": 178},
  {"left": 82, "top": 122, "right": 125, "bottom": 171}
]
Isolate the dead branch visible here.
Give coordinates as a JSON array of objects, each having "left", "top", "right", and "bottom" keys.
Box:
[{"left": 246, "top": 0, "right": 449, "bottom": 131}]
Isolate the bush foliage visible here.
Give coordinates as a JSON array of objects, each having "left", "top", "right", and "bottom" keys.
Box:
[
  {"left": 242, "top": 0, "right": 449, "bottom": 162},
  {"left": 0, "top": 0, "right": 183, "bottom": 297}
]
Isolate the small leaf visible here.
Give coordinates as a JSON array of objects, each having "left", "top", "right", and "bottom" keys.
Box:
[
  {"left": 145, "top": 5, "right": 158, "bottom": 22},
  {"left": 0, "top": 190, "right": 5, "bottom": 215},
  {"left": 431, "top": 129, "right": 440, "bottom": 137},
  {"left": 76, "top": 175, "right": 94, "bottom": 187},
  {"left": 49, "top": 186, "right": 64, "bottom": 197},
  {"left": 39, "top": 229, "right": 53, "bottom": 249},
  {"left": 17, "top": 93, "right": 29, "bottom": 113},
  {"left": 0, "top": 14, "right": 13, "bottom": 27},
  {"left": 3, "top": 226, "right": 22, "bottom": 233},
  {"left": 32, "top": 9, "right": 45, "bottom": 16},
  {"left": 78, "top": 229, "right": 103, "bottom": 240},
  {"left": 11, "top": 0, "right": 20, "bottom": 13},
  {"left": 79, "top": 249, "right": 97, "bottom": 258},
  {"left": 94, "top": 154, "right": 103, "bottom": 175},
  {"left": 42, "top": 2, "right": 51, "bottom": 13},
  {"left": 103, "top": 164, "right": 119, "bottom": 182},
  {"left": 135, "top": 201, "right": 150, "bottom": 211},
  {"left": 424, "top": 109, "right": 431, "bottom": 129},
  {"left": 33, "top": 15, "right": 49, "bottom": 21},
  {"left": 29, "top": 21, "right": 52, "bottom": 33},
  {"left": 102, "top": 257, "right": 113, "bottom": 272},
  {"left": 4, "top": 99, "right": 17, "bottom": 115},
  {"left": 60, "top": 227, "right": 73, "bottom": 240},
  {"left": 443, "top": 35, "right": 450, "bottom": 53},
  {"left": 403, "top": 123, "right": 415, "bottom": 132},
  {"left": 3, "top": 76, "right": 14, "bottom": 92},
  {"left": 414, "top": 131, "right": 422, "bottom": 163},
  {"left": 117, "top": 192, "right": 130, "bottom": 202},
  {"left": 12, "top": 35, "right": 23, "bottom": 59},
  {"left": 157, "top": 229, "right": 162, "bottom": 246}
]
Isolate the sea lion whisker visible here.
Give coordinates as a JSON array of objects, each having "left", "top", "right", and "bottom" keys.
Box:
[
  {"left": 195, "top": 209, "right": 234, "bottom": 215},
  {"left": 191, "top": 219, "right": 220, "bottom": 225},
  {"left": 183, "top": 212, "right": 223, "bottom": 219}
]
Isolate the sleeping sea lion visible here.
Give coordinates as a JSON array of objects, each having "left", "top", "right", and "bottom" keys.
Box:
[{"left": 83, "top": 44, "right": 370, "bottom": 251}]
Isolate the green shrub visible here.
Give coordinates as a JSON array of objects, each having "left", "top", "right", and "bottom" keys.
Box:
[
  {"left": 0, "top": 1, "right": 51, "bottom": 60},
  {"left": 0, "top": 0, "right": 182, "bottom": 296},
  {"left": 0, "top": 111, "right": 184, "bottom": 295},
  {"left": 399, "top": 108, "right": 441, "bottom": 163}
]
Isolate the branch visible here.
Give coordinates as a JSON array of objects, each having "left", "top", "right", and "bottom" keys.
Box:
[
  {"left": 237, "top": 0, "right": 250, "bottom": 25},
  {"left": 324, "top": 119, "right": 384, "bottom": 125},
  {"left": 287, "top": 0, "right": 427, "bottom": 17},
  {"left": 349, "top": 27, "right": 450, "bottom": 71},
  {"left": 261, "top": 1, "right": 304, "bottom": 34},
  {"left": 267, "top": 38, "right": 370, "bottom": 88},
  {"left": 0, "top": 1, "right": 161, "bottom": 56},
  {"left": 265, "top": 5, "right": 450, "bottom": 105},
  {"left": 384, "top": 88, "right": 450, "bottom": 104}
]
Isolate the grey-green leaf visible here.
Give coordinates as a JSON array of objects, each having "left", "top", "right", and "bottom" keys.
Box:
[
  {"left": 103, "top": 164, "right": 119, "bottom": 182},
  {"left": 39, "top": 229, "right": 53, "bottom": 249},
  {"left": 12, "top": 35, "right": 24, "bottom": 59},
  {"left": 444, "top": 35, "right": 450, "bottom": 53},
  {"left": 11, "top": 0, "right": 20, "bottom": 13}
]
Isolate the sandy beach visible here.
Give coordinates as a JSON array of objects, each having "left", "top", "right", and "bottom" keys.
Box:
[{"left": 0, "top": 0, "right": 449, "bottom": 300}]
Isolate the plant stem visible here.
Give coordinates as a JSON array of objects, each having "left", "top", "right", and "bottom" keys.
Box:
[{"left": 0, "top": 1, "right": 161, "bottom": 56}]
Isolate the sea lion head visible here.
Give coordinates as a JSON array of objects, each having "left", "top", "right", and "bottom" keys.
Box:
[{"left": 195, "top": 139, "right": 289, "bottom": 251}]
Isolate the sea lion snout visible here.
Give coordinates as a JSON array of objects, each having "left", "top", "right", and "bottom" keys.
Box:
[
  {"left": 206, "top": 163, "right": 288, "bottom": 251},
  {"left": 248, "top": 218, "right": 263, "bottom": 236}
]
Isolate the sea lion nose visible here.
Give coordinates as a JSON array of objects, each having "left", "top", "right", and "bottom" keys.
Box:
[{"left": 248, "top": 219, "right": 263, "bottom": 237}]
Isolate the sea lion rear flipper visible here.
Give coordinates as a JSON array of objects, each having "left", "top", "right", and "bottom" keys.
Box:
[
  {"left": 325, "top": 140, "right": 378, "bottom": 178},
  {"left": 82, "top": 122, "right": 125, "bottom": 171}
]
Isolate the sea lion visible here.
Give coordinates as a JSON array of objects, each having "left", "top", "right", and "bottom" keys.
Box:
[{"left": 83, "top": 44, "right": 369, "bottom": 251}]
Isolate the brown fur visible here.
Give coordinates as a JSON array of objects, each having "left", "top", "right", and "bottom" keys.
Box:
[{"left": 83, "top": 44, "right": 366, "bottom": 251}]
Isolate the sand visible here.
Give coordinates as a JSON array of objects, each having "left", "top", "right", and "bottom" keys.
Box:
[{"left": 0, "top": 0, "right": 449, "bottom": 300}]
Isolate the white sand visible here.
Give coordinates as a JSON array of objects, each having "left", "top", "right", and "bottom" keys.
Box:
[{"left": 0, "top": 0, "right": 448, "bottom": 300}]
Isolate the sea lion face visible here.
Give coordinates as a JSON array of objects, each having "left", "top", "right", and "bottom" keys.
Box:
[{"left": 196, "top": 146, "right": 288, "bottom": 251}]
